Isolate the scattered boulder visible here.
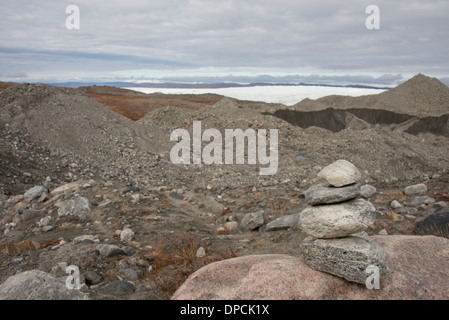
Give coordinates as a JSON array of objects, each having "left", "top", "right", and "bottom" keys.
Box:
[
  {"left": 266, "top": 213, "right": 300, "bottom": 231},
  {"left": 96, "top": 243, "right": 125, "bottom": 257},
  {"left": 98, "top": 199, "right": 112, "bottom": 207},
  {"left": 0, "top": 269, "right": 89, "bottom": 300},
  {"left": 386, "top": 211, "right": 405, "bottom": 222},
  {"left": 434, "top": 201, "right": 448, "bottom": 211},
  {"left": 240, "top": 211, "right": 266, "bottom": 230},
  {"left": 55, "top": 196, "right": 93, "bottom": 217},
  {"left": 84, "top": 270, "right": 103, "bottom": 286},
  {"left": 404, "top": 183, "right": 428, "bottom": 197},
  {"left": 21, "top": 209, "right": 47, "bottom": 222},
  {"left": 390, "top": 200, "right": 403, "bottom": 209},
  {"left": 10, "top": 201, "right": 27, "bottom": 215},
  {"left": 204, "top": 196, "right": 225, "bottom": 214},
  {"left": 411, "top": 196, "right": 435, "bottom": 206},
  {"left": 122, "top": 245, "right": 136, "bottom": 256},
  {"left": 297, "top": 199, "right": 377, "bottom": 238},
  {"left": 42, "top": 226, "right": 53, "bottom": 232},
  {"left": 73, "top": 234, "right": 99, "bottom": 243},
  {"left": 196, "top": 247, "right": 206, "bottom": 258},
  {"left": 223, "top": 221, "right": 239, "bottom": 233},
  {"left": 120, "top": 268, "right": 139, "bottom": 281},
  {"left": 50, "top": 182, "right": 80, "bottom": 196},
  {"left": 73, "top": 234, "right": 98, "bottom": 244},
  {"left": 24, "top": 186, "right": 48, "bottom": 202},
  {"left": 360, "top": 184, "right": 377, "bottom": 198},
  {"left": 120, "top": 228, "right": 135, "bottom": 242},
  {"left": 317, "top": 160, "right": 361, "bottom": 187},
  {"left": 100, "top": 280, "right": 135, "bottom": 296}
]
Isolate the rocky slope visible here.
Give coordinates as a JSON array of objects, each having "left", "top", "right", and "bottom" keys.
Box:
[{"left": 0, "top": 74, "right": 448, "bottom": 300}]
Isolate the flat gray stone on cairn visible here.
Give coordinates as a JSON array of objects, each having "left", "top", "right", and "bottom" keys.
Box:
[
  {"left": 300, "top": 236, "right": 393, "bottom": 285},
  {"left": 304, "top": 183, "right": 361, "bottom": 205},
  {"left": 317, "top": 159, "right": 361, "bottom": 187}
]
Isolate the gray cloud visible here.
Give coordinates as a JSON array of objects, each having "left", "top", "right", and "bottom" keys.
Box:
[{"left": 0, "top": 0, "right": 448, "bottom": 84}]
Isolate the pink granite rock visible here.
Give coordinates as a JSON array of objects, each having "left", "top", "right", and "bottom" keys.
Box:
[{"left": 171, "top": 235, "right": 449, "bottom": 300}]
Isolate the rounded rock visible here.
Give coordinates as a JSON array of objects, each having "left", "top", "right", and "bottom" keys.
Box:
[
  {"left": 317, "top": 160, "right": 361, "bottom": 187},
  {"left": 120, "top": 228, "right": 135, "bottom": 242}
]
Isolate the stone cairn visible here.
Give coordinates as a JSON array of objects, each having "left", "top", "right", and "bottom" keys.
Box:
[{"left": 298, "top": 159, "right": 392, "bottom": 286}]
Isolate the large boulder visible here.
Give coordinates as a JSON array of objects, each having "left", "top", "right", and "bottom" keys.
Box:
[{"left": 171, "top": 235, "right": 449, "bottom": 300}]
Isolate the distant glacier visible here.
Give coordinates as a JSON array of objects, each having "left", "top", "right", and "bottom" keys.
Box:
[{"left": 124, "top": 85, "right": 387, "bottom": 106}]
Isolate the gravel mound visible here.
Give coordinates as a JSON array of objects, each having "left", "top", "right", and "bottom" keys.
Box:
[
  {"left": 0, "top": 83, "right": 165, "bottom": 188},
  {"left": 1, "top": 74, "right": 448, "bottom": 193},
  {"left": 292, "top": 74, "right": 449, "bottom": 117}
]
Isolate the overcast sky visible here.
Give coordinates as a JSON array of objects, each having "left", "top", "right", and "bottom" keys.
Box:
[{"left": 1, "top": 0, "right": 449, "bottom": 86}]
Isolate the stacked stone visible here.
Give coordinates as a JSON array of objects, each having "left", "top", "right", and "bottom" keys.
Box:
[{"left": 298, "top": 160, "right": 392, "bottom": 286}]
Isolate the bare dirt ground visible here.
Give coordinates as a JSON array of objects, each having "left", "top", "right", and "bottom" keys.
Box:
[{"left": 0, "top": 75, "right": 448, "bottom": 299}]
